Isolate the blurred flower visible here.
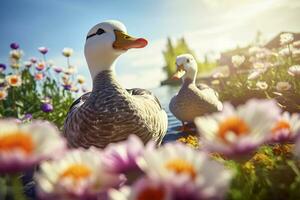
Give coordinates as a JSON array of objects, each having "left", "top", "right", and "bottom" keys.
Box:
[
  {"left": 38, "top": 47, "right": 48, "bottom": 55},
  {"left": 24, "top": 61, "right": 32, "bottom": 68},
  {"left": 280, "top": 33, "right": 294, "bottom": 45},
  {"left": 253, "top": 62, "right": 265, "bottom": 69},
  {"left": 35, "top": 73, "right": 44, "bottom": 81},
  {"left": 292, "top": 48, "right": 300, "bottom": 58},
  {"left": 70, "top": 85, "right": 79, "bottom": 93},
  {"left": 195, "top": 99, "right": 280, "bottom": 157},
  {"left": 10, "top": 42, "right": 19, "bottom": 50},
  {"left": 53, "top": 66, "right": 63, "bottom": 73},
  {"left": 288, "top": 65, "right": 300, "bottom": 77},
  {"left": 63, "top": 83, "right": 72, "bottom": 91},
  {"left": 35, "top": 148, "right": 123, "bottom": 200},
  {"left": 103, "top": 135, "right": 147, "bottom": 175},
  {"left": 21, "top": 113, "right": 33, "bottom": 121},
  {"left": 30, "top": 57, "right": 37, "bottom": 63},
  {"left": 276, "top": 81, "right": 291, "bottom": 91},
  {"left": 248, "top": 68, "right": 266, "bottom": 80},
  {"left": 278, "top": 47, "right": 291, "bottom": 56},
  {"left": 6, "top": 74, "right": 22, "bottom": 87},
  {"left": 9, "top": 50, "right": 22, "bottom": 60},
  {"left": 47, "top": 59, "right": 55, "bottom": 67},
  {"left": 0, "top": 119, "right": 65, "bottom": 173},
  {"left": 138, "top": 143, "right": 232, "bottom": 199},
  {"left": 36, "top": 62, "right": 46, "bottom": 71},
  {"left": 269, "top": 112, "right": 300, "bottom": 143},
  {"left": 62, "top": 47, "right": 74, "bottom": 57},
  {"left": 256, "top": 81, "right": 268, "bottom": 90},
  {"left": 0, "top": 64, "right": 6, "bottom": 72},
  {"left": 0, "top": 89, "right": 7, "bottom": 100},
  {"left": 64, "top": 66, "right": 77, "bottom": 75},
  {"left": 10, "top": 58, "right": 21, "bottom": 69},
  {"left": 41, "top": 103, "right": 53, "bottom": 113},
  {"left": 177, "top": 135, "right": 199, "bottom": 149},
  {"left": 212, "top": 72, "right": 225, "bottom": 79},
  {"left": 129, "top": 178, "right": 172, "bottom": 200},
  {"left": 231, "top": 55, "right": 245, "bottom": 68},
  {"left": 77, "top": 75, "right": 85, "bottom": 84}
]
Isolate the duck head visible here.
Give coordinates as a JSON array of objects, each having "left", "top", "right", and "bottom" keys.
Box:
[
  {"left": 84, "top": 20, "right": 148, "bottom": 79},
  {"left": 172, "top": 54, "right": 198, "bottom": 83}
]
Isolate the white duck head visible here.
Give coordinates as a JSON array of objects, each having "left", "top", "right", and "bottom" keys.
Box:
[
  {"left": 172, "top": 54, "right": 198, "bottom": 83},
  {"left": 84, "top": 20, "right": 148, "bottom": 79}
]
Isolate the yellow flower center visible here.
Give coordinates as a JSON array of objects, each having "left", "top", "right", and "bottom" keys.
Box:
[
  {"left": 272, "top": 120, "right": 291, "bottom": 134},
  {"left": 0, "top": 132, "right": 34, "bottom": 155},
  {"left": 218, "top": 117, "right": 249, "bottom": 143},
  {"left": 137, "top": 186, "right": 165, "bottom": 200},
  {"left": 10, "top": 77, "right": 19, "bottom": 85},
  {"left": 60, "top": 164, "right": 92, "bottom": 181},
  {"left": 165, "top": 158, "right": 196, "bottom": 179}
]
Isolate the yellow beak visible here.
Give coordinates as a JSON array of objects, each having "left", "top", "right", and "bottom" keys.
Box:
[
  {"left": 113, "top": 30, "right": 148, "bottom": 50},
  {"left": 172, "top": 65, "right": 186, "bottom": 80}
]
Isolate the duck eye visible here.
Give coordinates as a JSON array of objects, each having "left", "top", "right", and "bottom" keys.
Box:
[
  {"left": 96, "top": 28, "right": 105, "bottom": 35},
  {"left": 186, "top": 59, "right": 190, "bottom": 63}
]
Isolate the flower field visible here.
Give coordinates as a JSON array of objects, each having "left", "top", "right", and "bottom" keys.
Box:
[{"left": 0, "top": 35, "right": 300, "bottom": 200}]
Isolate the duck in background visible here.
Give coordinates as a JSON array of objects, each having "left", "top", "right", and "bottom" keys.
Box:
[
  {"left": 169, "top": 54, "right": 223, "bottom": 131},
  {"left": 63, "top": 20, "right": 168, "bottom": 148}
]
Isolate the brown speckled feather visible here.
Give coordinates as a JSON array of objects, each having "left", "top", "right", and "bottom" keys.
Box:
[
  {"left": 63, "top": 70, "right": 168, "bottom": 148},
  {"left": 169, "top": 79, "right": 222, "bottom": 122}
]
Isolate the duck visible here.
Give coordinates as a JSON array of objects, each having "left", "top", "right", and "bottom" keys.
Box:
[
  {"left": 169, "top": 54, "right": 222, "bottom": 130},
  {"left": 63, "top": 20, "right": 168, "bottom": 148}
]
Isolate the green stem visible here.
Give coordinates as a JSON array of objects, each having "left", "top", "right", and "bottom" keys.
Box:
[{"left": 11, "top": 174, "right": 27, "bottom": 200}]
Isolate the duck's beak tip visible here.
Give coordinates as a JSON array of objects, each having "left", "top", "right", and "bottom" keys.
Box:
[{"left": 133, "top": 38, "right": 148, "bottom": 48}]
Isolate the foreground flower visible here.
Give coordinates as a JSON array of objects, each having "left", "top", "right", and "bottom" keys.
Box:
[
  {"left": 10, "top": 42, "right": 19, "bottom": 50},
  {"left": 138, "top": 143, "right": 232, "bottom": 199},
  {"left": 41, "top": 103, "right": 53, "bottom": 113},
  {"left": 195, "top": 99, "right": 280, "bottom": 157},
  {"left": 35, "top": 148, "right": 123, "bottom": 200},
  {"left": 62, "top": 47, "right": 74, "bottom": 57},
  {"left": 288, "top": 65, "right": 300, "bottom": 77},
  {"left": 0, "top": 89, "right": 8, "bottom": 100},
  {"left": 256, "top": 81, "right": 268, "bottom": 90},
  {"left": 276, "top": 81, "right": 291, "bottom": 91},
  {"left": 6, "top": 74, "right": 22, "bottom": 87},
  {"left": 0, "top": 119, "right": 65, "bottom": 173},
  {"left": 280, "top": 33, "right": 294, "bottom": 45},
  {"left": 269, "top": 112, "right": 300, "bottom": 143},
  {"left": 129, "top": 178, "right": 172, "bottom": 200},
  {"left": 0, "top": 64, "right": 6, "bottom": 72},
  {"left": 38, "top": 47, "right": 48, "bottom": 55},
  {"left": 231, "top": 55, "right": 245, "bottom": 68}
]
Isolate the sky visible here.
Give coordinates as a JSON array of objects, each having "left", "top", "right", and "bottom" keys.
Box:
[{"left": 0, "top": 0, "right": 300, "bottom": 89}]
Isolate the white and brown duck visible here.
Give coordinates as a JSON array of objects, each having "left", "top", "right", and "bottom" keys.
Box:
[
  {"left": 169, "top": 54, "right": 223, "bottom": 130},
  {"left": 63, "top": 20, "right": 168, "bottom": 148}
]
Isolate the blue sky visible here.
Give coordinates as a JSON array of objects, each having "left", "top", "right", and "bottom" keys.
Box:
[{"left": 1, "top": 0, "right": 300, "bottom": 89}]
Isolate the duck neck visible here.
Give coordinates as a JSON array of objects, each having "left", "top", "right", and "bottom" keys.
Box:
[{"left": 92, "top": 70, "right": 124, "bottom": 92}]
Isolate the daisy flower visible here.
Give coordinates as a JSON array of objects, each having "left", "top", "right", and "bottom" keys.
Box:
[
  {"left": 288, "top": 65, "right": 300, "bottom": 77},
  {"left": 77, "top": 75, "right": 85, "bottom": 84},
  {"left": 0, "top": 89, "right": 8, "bottom": 100},
  {"left": 0, "top": 119, "right": 66, "bottom": 173},
  {"left": 6, "top": 74, "right": 22, "bottom": 87},
  {"left": 129, "top": 177, "right": 172, "bottom": 200},
  {"left": 247, "top": 68, "right": 266, "bottom": 80},
  {"left": 9, "top": 50, "right": 22, "bottom": 60},
  {"left": 62, "top": 47, "right": 74, "bottom": 57},
  {"left": 36, "top": 62, "right": 46, "bottom": 71},
  {"left": 38, "top": 47, "right": 48, "bottom": 55},
  {"left": 195, "top": 99, "right": 281, "bottom": 157},
  {"left": 231, "top": 55, "right": 245, "bottom": 68},
  {"left": 269, "top": 112, "right": 300, "bottom": 143},
  {"left": 280, "top": 33, "right": 294, "bottom": 46},
  {"left": 276, "top": 81, "right": 291, "bottom": 91},
  {"left": 138, "top": 143, "right": 232, "bottom": 199},
  {"left": 35, "top": 148, "right": 124, "bottom": 200}
]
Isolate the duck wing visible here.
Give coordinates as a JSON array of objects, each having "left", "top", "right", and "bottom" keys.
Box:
[
  {"left": 195, "top": 83, "right": 222, "bottom": 111},
  {"left": 127, "top": 88, "right": 162, "bottom": 109},
  {"left": 68, "top": 92, "right": 91, "bottom": 111}
]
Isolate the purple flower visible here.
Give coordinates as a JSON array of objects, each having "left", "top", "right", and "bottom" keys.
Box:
[
  {"left": 53, "top": 66, "right": 63, "bottom": 73},
  {"left": 30, "top": 57, "right": 37, "bottom": 64},
  {"left": 38, "top": 47, "right": 48, "bottom": 55},
  {"left": 41, "top": 103, "right": 53, "bottom": 113},
  {"left": 10, "top": 42, "right": 19, "bottom": 50},
  {"left": 22, "top": 113, "right": 33, "bottom": 121},
  {"left": 0, "top": 64, "right": 6, "bottom": 72},
  {"left": 63, "top": 84, "right": 72, "bottom": 91}
]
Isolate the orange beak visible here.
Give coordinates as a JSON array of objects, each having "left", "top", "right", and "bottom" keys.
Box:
[
  {"left": 113, "top": 30, "right": 148, "bottom": 50},
  {"left": 171, "top": 64, "right": 186, "bottom": 80}
]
